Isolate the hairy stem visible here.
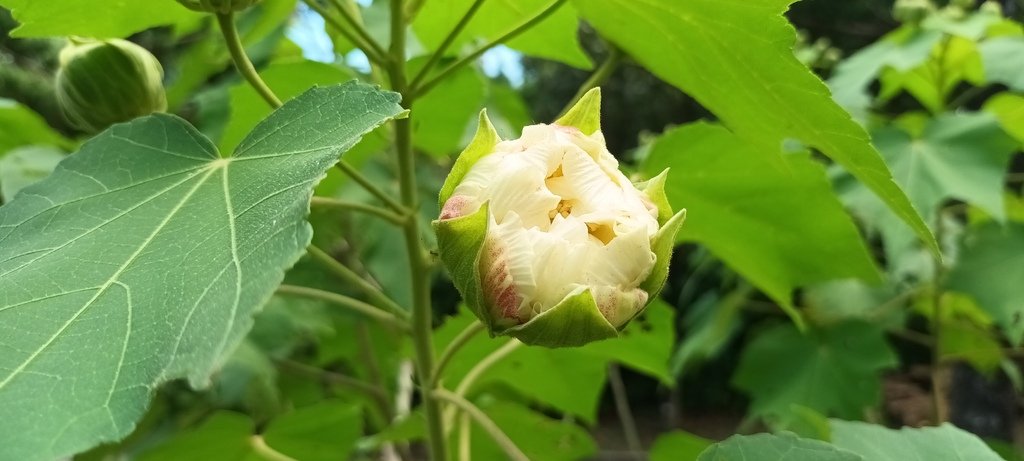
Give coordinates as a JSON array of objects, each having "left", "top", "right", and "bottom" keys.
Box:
[{"left": 215, "top": 12, "right": 282, "bottom": 109}]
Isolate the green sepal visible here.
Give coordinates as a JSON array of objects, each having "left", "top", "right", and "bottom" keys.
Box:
[
  {"left": 433, "top": 202, "right": 491, "bottom": 327},
  {"left": 639, "top": 209, "right": 687, "bottom": 301},
  {"left": 555, "top": 87, "right": 602, "bottom": 135},
  {"left": 438, "top": 110, "right": 500, "bottom": 207},
  {"left": 634, "top": 168, "right": 673, "bottom": 226},
  {"left": 500, "top": 288, "right": 619, "bottom": 348}
]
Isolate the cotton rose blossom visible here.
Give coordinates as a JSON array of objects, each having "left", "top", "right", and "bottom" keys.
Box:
[{"left": 434, "top": 88, "right": 685, "bottom": 347}]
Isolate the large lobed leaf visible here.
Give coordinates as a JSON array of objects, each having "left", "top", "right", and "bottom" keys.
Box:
[
  {"left": 732, "top": 322, "right": 897, "bottom": 425},
  {"left": 0, "top": 82, "right": 404, "bottom": 460},
  {"left": 947, "top": 223, "right": 1024, "bottom": 345},
  {"left": 574, "top": 0, "right": 938, "bottom": 257},
  {"left": 642, "top": 123, "right": 879, "bottom": 317}
]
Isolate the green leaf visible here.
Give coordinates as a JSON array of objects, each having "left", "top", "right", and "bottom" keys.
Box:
[
  {"left": 980, "top": 37, "right": 1024, "bottom": 91},
  {"left": 697, "top": 432, "right": 862, "bottom": 461},
  {"left": 136, "top": 413, "right": 255, "bottom": 461},
  {"left": 574, "top": 0, "right": 938, "bottom": 257},
  {"left": 984, "top": 93, "right": 1024, "bottom": 144},
  {"left": 947, "top": 222, "right": 1024, "bottom": 345},
  {"left": 732, "top": 322, "right": 897, "bottom": 425},
  {"left": 408, "top": 58, "right": 487, "bottom": 157},
  {"left": 0, "top": 146, "right": 65, "bottom": 202},
  {"left": 650, "top": 430, "right": 713, "bottom": 461},
  {"left": 0, "top": 0, "right": 201, "bottom": 38},
  {"left": 878, "top": 37, "right": 984, "bottom": 113},
  {"left": 219, "top": 60, "right": 354, "bottom": 153},
  {"left": 467, "top": 398, "right": 597, "bottom": 461},
  {"left": 582, "top": 300, "right": 675, "bottom": 385},
  {"left": 641, "top": 123, "right": 879, "bottom": 318},
  {"left": 670, "top": 289, "right": 746, "bottom": 378},
  {"left": 0, "top": 99, "right": 72, "bottom": 153},
  {"left": 261, "top": 401, "right": 364, "bottom": 461},
  {"left": 828, "top": 27, "right": 942, "bottom": 119},
  {"left": 829, "top": 420, "right": 1004, "bottom": 461},
  {"left": 413, "top": 0, "right": 591, "bottom": 69},
  {"left": 138, "top": 403, "right": 363, "bottom": 461},
  {"left": 874, "top": 113, "right": 1016, "bottom": 222},
  {"left": 0, "top": 82, "right": 403, "bottom": 460}
]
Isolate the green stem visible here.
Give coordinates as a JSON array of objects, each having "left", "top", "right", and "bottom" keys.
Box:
[
  {"left": 310, "top": 196, "right": 405, "bottom": 224},
  {"left": 556, "top": 45, "right": 623, "bottom": 119},
  {"left": 931, "top": 210, "right": 950, "bottom": 423},
  {"left": 409, "top": 0, "right": 488, "bottom": 91},
  {"left": 305, "top": 245, "right": 410, "bottom": 320},
  {"left": 215, "top": 12, "right": 282, "bottom": 109},
  {"left": 412, "top": 0, "right": 568, "bottom": 98},
  {"left": 388, "top": 1, "right": 447, "bottom": 459},
  {"left": 250, "top": 436, "right": 298, "bottom": 461},
  {"left": 443, "top": 340, "right": 521, "bottom": 431},
  {"left": 607, "top": 363, "right": 643, "bottom": 458},
  {"left": 433, "top": 390, "right": 530, "bottom": 461},
  {"left": 301, "top": 0, "right": 388, "bottom": 65},
  {"left": 276, "top": 284, "right": 409, "bottom": 331},
  {"left": 431, "top": 321, "right": 486, "bottom": 386},
  {"left": 328, "top": 0, "right": 390, "bottom": 62},
  {"left": 335, "top": 160, "right": 407, "bottom": 214}
]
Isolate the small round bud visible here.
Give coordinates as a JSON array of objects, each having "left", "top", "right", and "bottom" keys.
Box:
[
  {"left": 176, "top": 0, "right": 263, "bottom": 14},
  {"left": 55, "top": 39, "right": 166, "bottom": 134}
]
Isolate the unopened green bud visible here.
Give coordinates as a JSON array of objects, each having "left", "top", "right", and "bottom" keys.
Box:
[
  {"left": 55, "top": 39, "right": 166, "bottom": 134},
  {"left": 176, "top": 0, "right": 262, "bottom": 14}
]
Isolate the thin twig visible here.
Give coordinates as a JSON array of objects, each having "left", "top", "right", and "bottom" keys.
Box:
[
  {"left": 431, "top": 321, "right": 487, "bottom": 386},
  {"left": 335, "top": 161, "right": 407, "bottom": 214},
  {"left": 250, "top": 436, "right": 298, "bottom": 461},
  {"left": 409, "top": 0, "right": 488, "bottom": 90},
  {"left": 412, "top": 0, "right": 568, "bottom": 97},
  {"left": 276, "top": 284, "right": 409, "bottom": 331},
  {"left": 305, "top": 245, "right": 410, "bottom": 320},
  {"left": 433, "top": 389, "right": 530, "bottom": 461},
  {"left": 607, "top": 363, "right": 643, "bottom": 458},
  {"left": 556, "top": 46, "right": 623, "bottom": 119},
  {"left": 301, "top": 0, "right": 389, "bottom": 65},
  {"left": 310, "top": 196, "right": 405, "bottom": 224},
  {"left": 329, "top": 0, "right": 390, "bottom": 61},
  {"left": 216, "top": 12, "right": 282, "bottom": 108}
]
